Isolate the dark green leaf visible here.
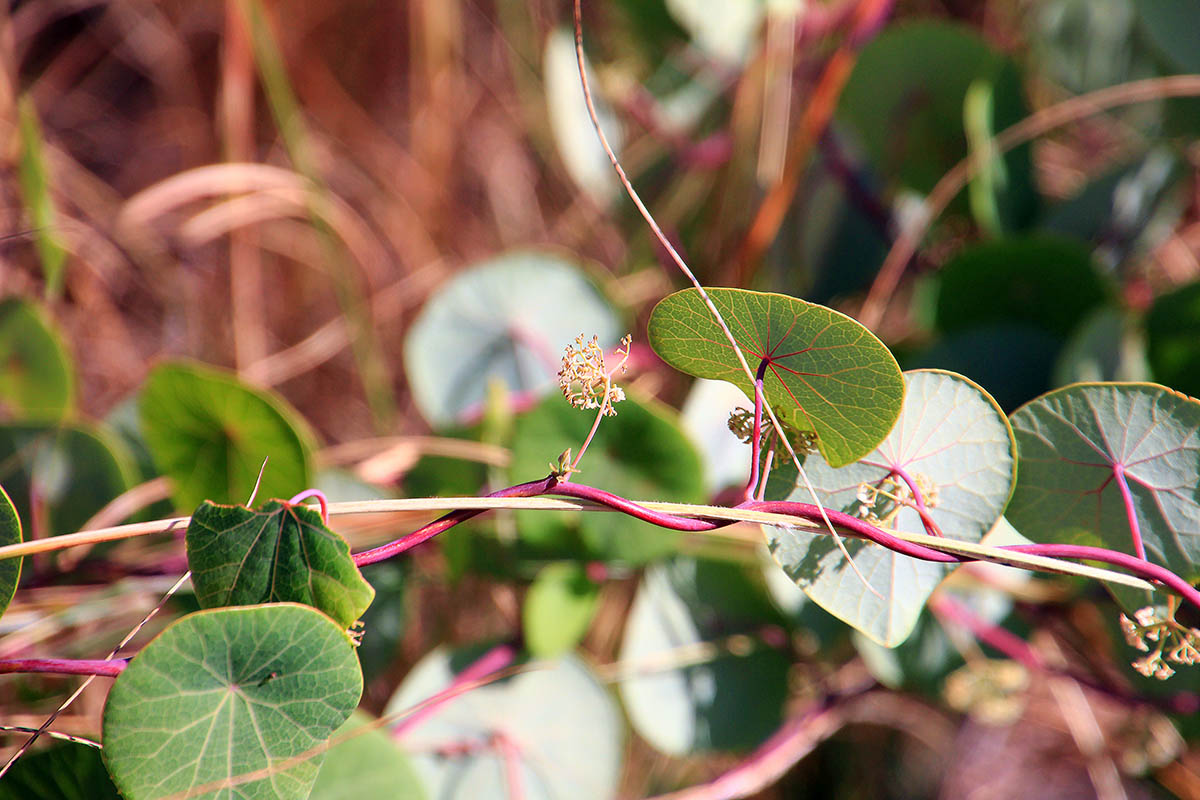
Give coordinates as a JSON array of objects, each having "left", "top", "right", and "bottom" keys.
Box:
[
  {"left": 141, "top": 361, "right": 314, "bottom": 510},
  {"left": 1146, "top": 280, "right": 1200, "bottom": 399},
  {"left": 103, "top": 604, "right": 363, "bottom": 800},
  {"left": 0, "top": 484, "right": 21, "bottom": 619},
  {"left": 648, "top": 287, "right": 904, "bottom": 467},
  {"left": 0, "top": 296, "right": 73, "bottom": 420},
  {"left": 0, "top": 742, "right": 118, "bottom": 800},
  {"left": 187, "top": 499, "right": 374, "bottom": 628}
]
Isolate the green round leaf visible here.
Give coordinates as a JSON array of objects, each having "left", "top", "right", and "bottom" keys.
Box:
[
  {"left": 838, "top": 21, "right": 1036, "bottom": 228},
  {"left": 186, "top": 500, "right": 374, "bottom": 628},
  {"left": 0, "top": 423, "right": 135, "bottom": 538},
  {"left": 510, "top": 394, "right": 705, "bottom": 563},
  {"left": 387, "top": 648, "right": 622, "bottom": 800},
  {"left": 310, "top": 712, "right": 425, "bottom": 800},
  {"left": 764, "top": 370, "right": 1016, "bottom": 646},
  {"left": 934, "top": 235, "right": 1110, "bottom": 337},
  {"left": 1053, "top": 307, "right": 1150, "bottom": 386},
  {"left": 523, "top": 562, "right": 600, "bottom": 658},
  {"left": 403, "top": 251, "right": 621, "bottom": 428},
  {"left": 0, "top": 742, "right": 118, "bottom": 800},
  {"left": 648, "top": 287, "right": 904, "bottom": 467},
  {"left": 140, "top": 361, "right": 314, "bottom": 511},
  {"left": 1007, "top": 383, "right": 1200, "bottom": 582},
  {"left": 1146, "top": 280, "right": 1200, "bottom": 399},
  {"left": 0, "top": 484, "right": 22, "bottom": 620},
  {"left": 103, "top": 604, "right": 363, "bottom": 800},
  {"left": 618, "top": 558, "right": 789, "bottom": 755},
  {"left": 0, "top": 296, "right": 73, "bottom": 420}
]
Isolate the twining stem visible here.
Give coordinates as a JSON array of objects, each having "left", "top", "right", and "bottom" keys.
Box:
[
  {"left": 287, "top": 488, "right": 329, "bottom": 523},
  {"left": 1112, "top": 465, "right": 1147, "bottom": 561},
  {"left": 885, "top": 464, "right": 941, "bottom": 536},
  {"left": 391, "top": 641, "right": 518, "bottom": 738},
  {"left": 0, "top": 658, "right": 127, "bottom": 678}
]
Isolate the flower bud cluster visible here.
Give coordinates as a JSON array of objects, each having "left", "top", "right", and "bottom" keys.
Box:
[
  {"left": 1120, "top": 606, "right": 1200, "bottom": 680},
  {"left": 558, "top": 334, "right": 631, "bottom": 415}
]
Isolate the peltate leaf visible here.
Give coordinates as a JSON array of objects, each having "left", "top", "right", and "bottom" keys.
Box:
[
  {"left": 1007, "top": 383, "right": 1200, "bottom": 584},
  {"left": 764, "top": 370, "right": 1016, "bottom": 646},
  {"left": 647, "top": 287, "right": 903, "bottom": 467},
  {"left": 187, "top": 499, "right": 374, "bottom": 628},
  {"left": 102, "top": 604, "right": 363, "bottom": 800},
  {"left": 141, "top": 361, "right": 314, "bottom": 511}
]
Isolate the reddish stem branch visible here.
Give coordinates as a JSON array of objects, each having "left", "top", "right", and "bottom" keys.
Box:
[
  {"left": 392, "top": 642, "right": 518, "bottom": 739},
  {"left": 1112, "top": 465, "right": 1147, "bottom": 561},
  {"left": 743, "top": 361, "right": 770, "bottom": 503},
  {"left": 885, "top": 463, "right": 943, "bottom": 537},
  {"left": 0, "top": 658, "right": 127, "bottom": 678}
]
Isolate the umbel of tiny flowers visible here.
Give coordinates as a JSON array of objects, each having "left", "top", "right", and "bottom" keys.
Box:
[
  {"left": 1120, "top": 604, "right": 1200, "bottom": 680},
  {"left": 557, "top": 333, "right": 632, "bottom": 474}
]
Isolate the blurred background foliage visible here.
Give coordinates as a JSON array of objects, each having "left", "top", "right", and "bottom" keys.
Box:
[{"left": 4, "top": 0, "right": 1200, "bottom": 797}]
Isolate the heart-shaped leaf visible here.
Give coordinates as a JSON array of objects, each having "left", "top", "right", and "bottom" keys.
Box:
[
  {"left": 387, "top": 648, "right": 622, "bottom": 800},
  {"left": 0, "top": 485, "right": 21, "bottom": 620},
  {"left": 186, "top": 500, "right": 374, "bottom": 628},
  {"left": 103, "top": 604, "right": 363, "bottom": 800},
  {"left": 648, "top": 287, "right": 904, "bottom": 467},
  {"left": 141, "top": 361, "right": 314, "bottom": 511},
  {"left": 404, "top": 251, "right": 621, "bottom": 428},
  {"left": 764, "top": 370, "right": 1016, "bottom": 646},
  {"left": 1007, "top": 383, "right": 1200, "bottom": 584},
  {"left": 0, "top": 297, "right": 73, "bottom": 420},
  {"left": 618, "top": 557, "right": 789, "bottom": 755}
]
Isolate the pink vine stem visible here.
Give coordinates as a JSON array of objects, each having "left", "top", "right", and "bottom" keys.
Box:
[
  {"left": 1112, "top": 464, "right": 1147, "bottom": 561},
  {"left": 742, "top": 360, "right": 770, "bottom": 503},
  {"left": 391, "top": 641, "right": 518, "bottom": 739},
  {"left": 0, "top": 658, "right": 127, "bottom": 678},
  {"left": 288, "top": 488, "right": 329, "bottom": 524}
]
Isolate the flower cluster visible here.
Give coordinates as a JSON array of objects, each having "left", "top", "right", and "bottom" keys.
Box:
[
  {"left": 726, "top": 407, "right": 819, "bottom": 455},
  {"left": 853, "top": 472, "right": 938, "bottom": 525},
  {"left": 1120, "top": 605, "right": 1200, "bottom": 680},
  {"left": 558, "top": 334, "right": 631, "bottom": 416}
]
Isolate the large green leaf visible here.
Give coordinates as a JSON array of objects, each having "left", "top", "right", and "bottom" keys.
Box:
[
  {"left": 186, "top": 500, "right": 374, "bottom": 628},
  {"left": 404, "top": 251, "right": 621, "bottom": 428},
  {"left": 387, "top": 648, "right": 622, "bottom": 800},
  {"left": 647, "top": 287, "right": 904, "bottom": 467},
  {"left": 764, "top": 370, "right": 1016, "bottom": 646},
  {"left": 0, "top": 742, "right": 118, "bottom": 800},
  {"left": 618, "top": 557, "right": 789, "bottom": 755},
  {"left": 0, "top": 484, "right": 21, "bottom": 619},
  {"left": 934, "top": 235, "right": 1110, "bottom": 338},
  {"left": 0, "top": 296, "right": 73, "bottom": 420},
  {"left": 1007, "top": 383, "right": 1200, "bottom": 583},
  {"left": 837, "top": 21, "right": 1037, "bottom": 229},
  {"left": 141, "top": 361, "right": 314, "bottom": 510},
  {"left": 0, "top": 423, "right": 135, "bottom": 538},
  {"left": 103, "top": 604, "right": 362, "bottom": 800},
  {"left": 509, "top": 394, "right": 705, "bottom": 563},
  {"left": 310, "top": 712, "right": 425, "bottom": 800}
]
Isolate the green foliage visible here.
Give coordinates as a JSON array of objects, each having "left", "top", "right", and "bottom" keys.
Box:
[
  {"left": 186, "top": 500, "right": 374, "bottom": 629},
  {"left": 310, "top": 712, "right": 425, "bottom": 800},
  {"left": 1146, "top": 280, "right": 1200, "bottom": 398},
  {"left": 103, "top": 604, "right": 363, "bottom": 800},
  {"left": 0, "top": 297, "right": 73, "bottom": 421},
  {"left": 0, "top": 743, "right": 119, "bottom": 800},
  {"left": 16, "top": 96, "right": 67, "bottom": 299},
  {"left": 648, "top": 287, "right": 904, "bottom": 467},
  {"left": 765, "top": 370, "right": 1016, "bottom": 646},
  {"left": 0, "top": 485, "right": 21, "bottom": 620},
  {"left": 140, "top": 361, "right": 314, "bottom": 510},
  {"left": 522, "top": 562, "right": 601, "bottom": 658},
  {"left": 510, "top": 394, "right": 705, "bottom": 563}
]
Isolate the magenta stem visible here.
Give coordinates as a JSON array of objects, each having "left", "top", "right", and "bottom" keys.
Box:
[
  {"left": 353, "top": 477, "right": 558, "bottom": 567},
  {"left": 886, "top": 464, "right": 943, "bottom": 537},
  {"left": 0, "top": 658, "right": 127, "bottom": 678},
  {"left": 743, "top": 360, "right": 770, "bottom": 503},
  {"left": 392, "top": 642, "right": 518, "bottom": 738},
  {"left": 551, "top": 481, "right": 729, "bottom": 532},
  {"left": 1112, "top": 465, "right": 1147, "bottom": 561},
  {"left": 288, "top": 489, "right": 329, "bottom": 524}
]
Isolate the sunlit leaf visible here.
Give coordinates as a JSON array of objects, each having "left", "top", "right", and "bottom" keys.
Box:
[
  {"left": 103, "top": 604, "right": 363, "bottom": 800},
  {"left": 141, "top": 361, "right": 314, "bottom": 510},
  {"left": 186, "top": 500, "right": 374, "bottom": 628},
  {"left": 1007, "top": 383, "right": 1200, "bottom": 585},
  {"left": 404, "top": 251, "right": 620, "bottom": 428},
  {"left": 664, "top": 0, "right": 765, "bottom": 64},
  {"left": 648, "top": 287, "right": 904, "bottom": 467},
  {"left": 618, "top": 557, "right": 788, "bottom": 754},
  {"left": 0, "top": 296, "right": 73, "bottom": 421},
  {"left": 387, "top": 648, "right": 622, "bottom": 800},
  {"left": 523, "top": 562, "right": 600, "bottom": 658},
  {"left": 764, "top": 370, "right": 1016, "bottom": 646}
]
